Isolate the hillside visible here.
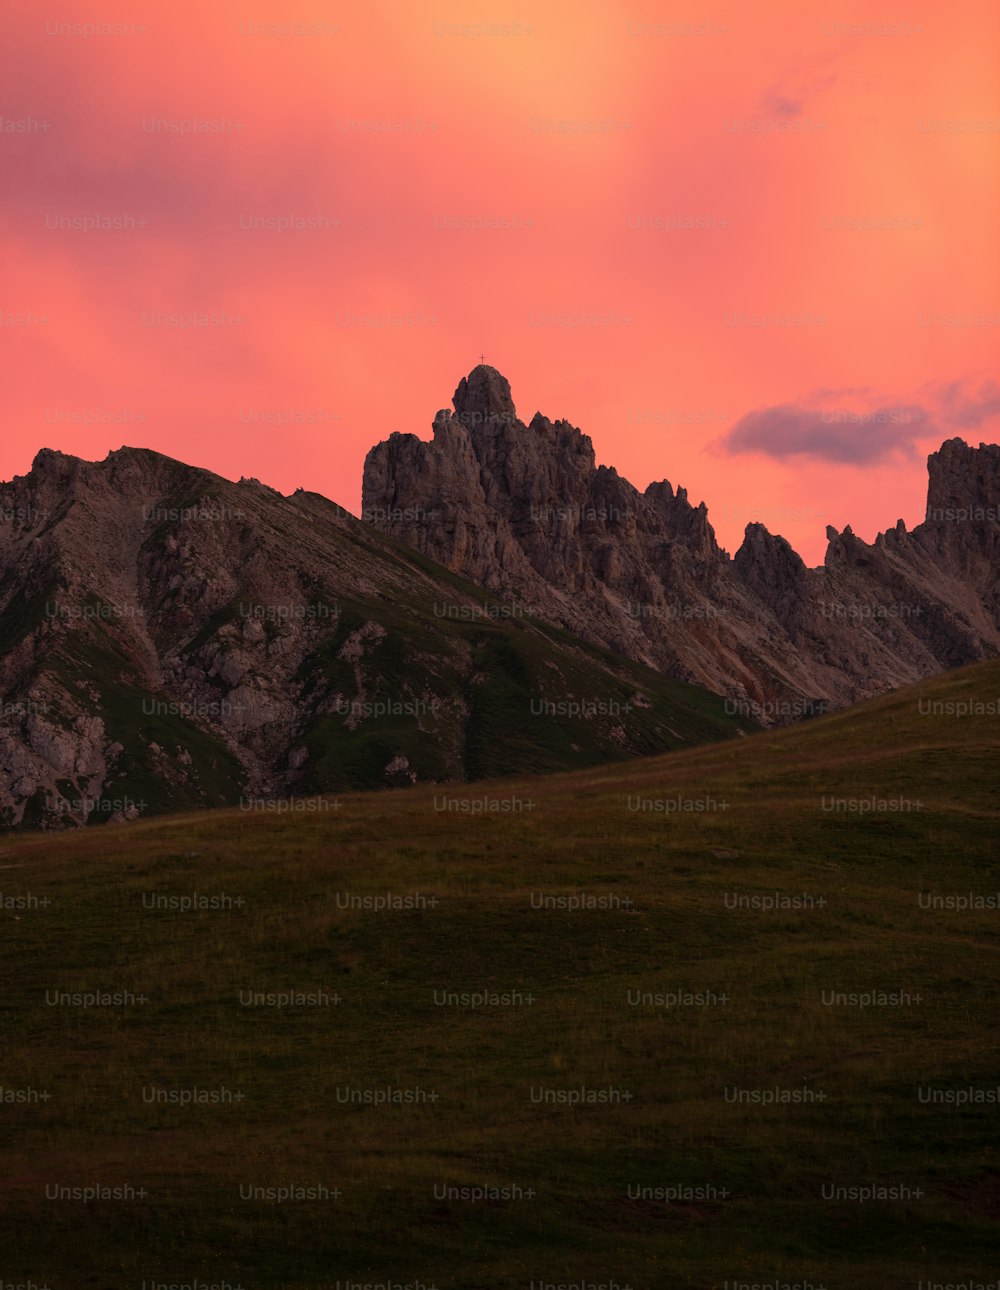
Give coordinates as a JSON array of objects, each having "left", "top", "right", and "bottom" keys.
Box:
[
  {"left": 0, "top": 446, "right": 752, "bottom": 828},
  {"left": 1, "top": 659, "right": 997, "bottom": 1287}
]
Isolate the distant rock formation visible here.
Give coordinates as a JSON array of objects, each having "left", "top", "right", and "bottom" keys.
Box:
[{"left": 364, "top": 365, "right": 1000, "bottom": 720}]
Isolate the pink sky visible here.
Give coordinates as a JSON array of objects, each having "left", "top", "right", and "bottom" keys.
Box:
[{"left": 1, "top": 0, "right": 998, "bottom": 563}]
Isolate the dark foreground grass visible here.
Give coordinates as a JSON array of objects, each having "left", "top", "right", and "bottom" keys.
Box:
[{"left": 1, "top": 661, "right": 998, "bottom": 1288}]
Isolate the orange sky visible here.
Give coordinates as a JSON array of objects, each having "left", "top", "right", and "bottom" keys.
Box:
[{"left": 2, "top": 0, "right": 998, "bottom": 563}]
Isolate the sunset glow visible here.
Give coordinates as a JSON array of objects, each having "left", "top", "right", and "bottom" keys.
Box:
[{"left": 2, "top": 0, "right": 998, "bottom": 561}]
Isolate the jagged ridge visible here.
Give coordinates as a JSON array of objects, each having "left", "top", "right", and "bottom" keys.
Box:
[
  {"left": 0, "top": 445, "right": 752, "bottom": 828},
  {"left": 363, "top": 365, "right": 1000, "bottom": 719}
]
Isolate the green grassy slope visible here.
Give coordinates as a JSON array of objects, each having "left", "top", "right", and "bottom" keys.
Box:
[{"left": 0, "top": 660, "right": 997, "bottom": 1287}]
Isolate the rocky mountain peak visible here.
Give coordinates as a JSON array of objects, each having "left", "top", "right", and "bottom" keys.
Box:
[
  {"left": 734, "top": 522, "right": 807, "bottom": 613},
  {"left": 452, "top": 365, "right": 519, "bottom": 431},
  {"left": 31, "top": 447, "right": 68, "bottom": 470},
  {"left": 925, "top": 436, "right": 1000, "bottom": 519},
  {"left": 30, "top": 447, "right": 79, "bottom": 482},
  {"left": 363, "top": 369, "right": 1000, "bottom": 722}
]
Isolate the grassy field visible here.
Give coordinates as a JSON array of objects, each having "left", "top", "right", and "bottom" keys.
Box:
[{"left": 1, "top": 660, "right": 998, "bottom": 1288}]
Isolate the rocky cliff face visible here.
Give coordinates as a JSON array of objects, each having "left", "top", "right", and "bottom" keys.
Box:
[
  {"left": 0, "top": 446, "right": 751, "bottom": 828},
  {"left": 364, "top": 366, "right": 1000, "bottom": 720}
]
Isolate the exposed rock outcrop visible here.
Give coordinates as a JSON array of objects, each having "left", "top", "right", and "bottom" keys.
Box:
[
  {"left": 364, "top": 366, "right": 1000, "bottom": 720},
  {"left": 0, "top": 444, "right": 750, "bottom": 827}
]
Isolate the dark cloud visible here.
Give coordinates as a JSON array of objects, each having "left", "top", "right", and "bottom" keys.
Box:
[
  {"left": 761, "top": 91, "right": 804, "bottom": 119},
  {"left": 718, "top": 403, "right": 929, "bottom": 464},
  {"left": 717, "top": 376, "right": 1000, "bottom": 465}
]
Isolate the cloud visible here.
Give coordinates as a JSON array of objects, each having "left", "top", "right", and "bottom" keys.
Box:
[
  {"left": 716, "top": 376, "right": 1000, "bottom": 465},
  {"left": 760, "top": 57, "right": 840, "bottom": 119},
  {"left": 717, "top": 402, "right": 929, "bottom": 464},
  {"left": 761, "top": 91, "right": 805, "bottom": 119},
  {"left": 930, "top": 378, "right": 1000, "bottom": 429}
]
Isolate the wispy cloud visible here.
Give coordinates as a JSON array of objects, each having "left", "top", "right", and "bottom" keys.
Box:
[
  {"left": 715, "top": 377, "right": 1000, "bottom": 464},
  {"left": 760, "top": 56, "right": 840, "bottom": 119},
  {"left": 929, "top": 378, "right": 1000, "bottom": 430}
]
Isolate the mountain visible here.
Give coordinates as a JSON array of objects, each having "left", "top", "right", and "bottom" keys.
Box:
[
  {"left": 364, "top": 365, "right": 1000, "bottom": 721},
  {"left": 0, "top": 446, "right": 752, "bottom": 828},
  {"left": 3, "top": 658, "right": 997, "bottom": 1283}
]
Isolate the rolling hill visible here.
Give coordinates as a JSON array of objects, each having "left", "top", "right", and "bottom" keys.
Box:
[{"left": 1, "top": 658, "right": 997, "bottom": 1286}]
